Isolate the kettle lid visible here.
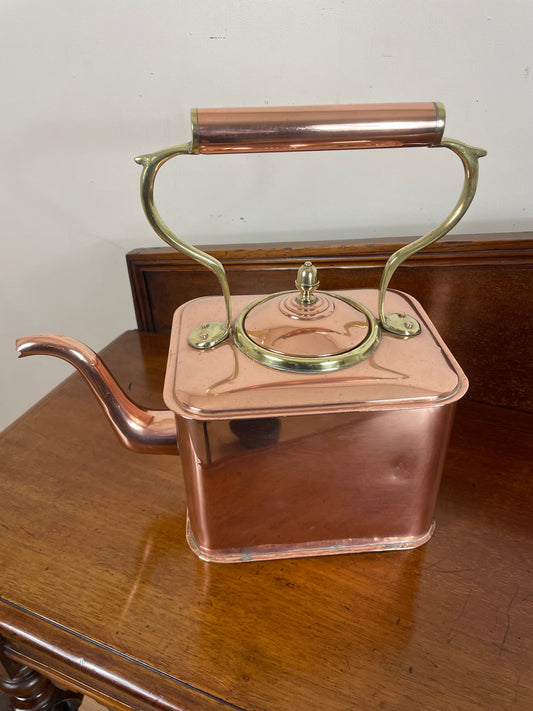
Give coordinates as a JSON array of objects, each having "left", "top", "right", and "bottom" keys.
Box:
[{"left": 232, "top": 261, "right": 381, "bottom": 373}]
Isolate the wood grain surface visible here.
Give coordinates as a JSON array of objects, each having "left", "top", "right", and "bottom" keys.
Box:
[{"left": 1, "top": 331, "right": 531, "bottom": 711}]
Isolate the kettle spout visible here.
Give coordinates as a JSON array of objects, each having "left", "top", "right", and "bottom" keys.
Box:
[{"left": 16, "top": 335, "right": 178, "bottom": 455}]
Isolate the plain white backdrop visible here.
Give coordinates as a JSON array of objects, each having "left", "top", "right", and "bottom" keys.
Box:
[{"left": 2, "top": 0, "right": 532, "bottom": 430}]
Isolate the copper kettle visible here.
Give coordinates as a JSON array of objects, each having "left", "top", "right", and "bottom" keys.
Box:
[{"left": 17, "top": 103, "right": 485, "bottom": 562}]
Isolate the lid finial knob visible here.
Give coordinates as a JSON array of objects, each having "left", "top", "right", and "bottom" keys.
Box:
[{"left": 296, "top": 261, "right": 319, "bottom": 305}]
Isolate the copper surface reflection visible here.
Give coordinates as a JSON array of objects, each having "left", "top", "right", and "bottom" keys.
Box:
[
  {"left": 196, "top": 103, "right": 441, "bottom": 154},
  {"left": 119, "top": 513, "right": 186, "bottom": 621},
  {"left": 243, "top": 291, "right": 370, "bottom": 357},
  {"left": 177, "top": 404, "right": 455, "bottom": 562}
]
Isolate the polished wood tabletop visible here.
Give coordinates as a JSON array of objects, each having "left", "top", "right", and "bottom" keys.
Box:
[{"left": 1, "top": 330, "right": 532, "bottom": 711}]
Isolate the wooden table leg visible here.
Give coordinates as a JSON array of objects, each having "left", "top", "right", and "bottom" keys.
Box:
[{"left": 0, "top": 643, "right": 82, "bottom": 711}]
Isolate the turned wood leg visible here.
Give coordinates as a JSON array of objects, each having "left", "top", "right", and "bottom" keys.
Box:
[{"left": 0, "top": 643, "right": 82, "bottom": 711}]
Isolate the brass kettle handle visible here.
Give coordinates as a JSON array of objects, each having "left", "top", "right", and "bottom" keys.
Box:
[
  {"left": 135, "top": 103, "right": 485, "bottom": 346},
  {"left": 135, "top": 143, "right": 232, "bottom": 350}
]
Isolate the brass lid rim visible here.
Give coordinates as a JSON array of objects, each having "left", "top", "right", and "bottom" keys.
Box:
[{"left": 233, "top": 291, "right": 381, "bottom": 373}]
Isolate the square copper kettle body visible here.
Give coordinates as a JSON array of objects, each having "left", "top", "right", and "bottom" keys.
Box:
[{"left": 165, "top": 289, "right": 468, "bottom": 563}]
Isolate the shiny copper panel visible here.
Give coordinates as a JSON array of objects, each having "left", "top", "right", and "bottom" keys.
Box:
[
  {"left": 177, "top": 403, "right": 456, "bottom": 562},
  {"left": 195, "top": 103, "right": 440, "bottom": 154},
  {"left": 243, "top": 291, "right": 369, "bottom": 357}
]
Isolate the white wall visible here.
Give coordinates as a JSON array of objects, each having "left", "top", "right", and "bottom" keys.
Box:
[{"left": 2, "top": 0, "right": 532, "bottom": 430}]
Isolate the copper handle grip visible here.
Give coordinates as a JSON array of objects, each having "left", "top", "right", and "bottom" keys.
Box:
[{"left": 193, "top": 102, "right": 445, "bottom": 154}]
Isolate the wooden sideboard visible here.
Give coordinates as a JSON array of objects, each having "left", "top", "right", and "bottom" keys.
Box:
[{"left": 1, "top": 233, "right": 532, "bottom": 711}]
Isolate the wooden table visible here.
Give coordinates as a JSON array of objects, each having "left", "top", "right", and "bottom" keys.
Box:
[{"left": 1, "top": 330, "right": 532, "bottom": 711}]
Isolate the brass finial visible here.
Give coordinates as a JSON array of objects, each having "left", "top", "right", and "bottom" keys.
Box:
[{"left": 295, "top": 261, "right": 319, "bottom": 305}]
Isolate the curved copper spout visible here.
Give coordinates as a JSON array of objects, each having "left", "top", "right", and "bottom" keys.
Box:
[{"left": 16, "top": 335, "right": 178, "bottom": 455}]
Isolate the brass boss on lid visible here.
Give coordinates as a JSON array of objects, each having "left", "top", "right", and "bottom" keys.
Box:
[{"left": 134, "top": 102, "right": 486, "bottom": 374}]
